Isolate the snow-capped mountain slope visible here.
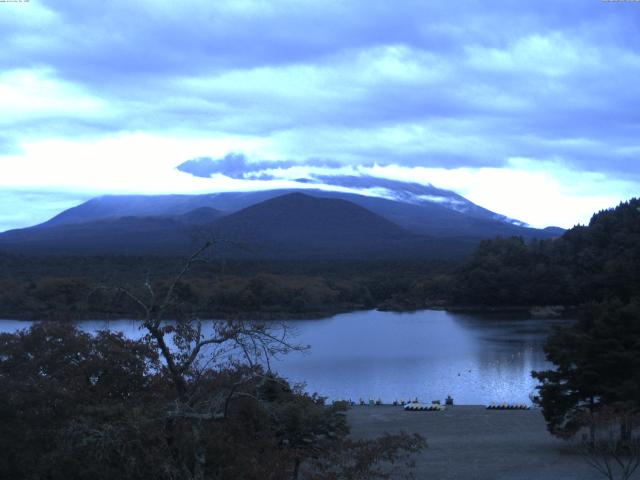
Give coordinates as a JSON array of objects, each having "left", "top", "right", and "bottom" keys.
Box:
[{"left": 308, "top": 175, "right": 528, "bottom": 226}]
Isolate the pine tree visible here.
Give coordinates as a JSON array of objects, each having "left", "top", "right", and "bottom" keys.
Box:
[{"left": 532, "top": 299, "right": 640, "bottom": 438}]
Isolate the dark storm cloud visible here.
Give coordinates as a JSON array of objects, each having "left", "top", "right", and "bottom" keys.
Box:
[
  {"left": 177, "top": 153, "right": 294, "bottom": 179},
  {"left": 2, "top": 0, "right": 640, "bottom": 178},
  {"left": 11, "top": 0, "right": 636, "bottom": 80},
  {"left": 177, "top": 153, "right": 345, "bottom": 179}
]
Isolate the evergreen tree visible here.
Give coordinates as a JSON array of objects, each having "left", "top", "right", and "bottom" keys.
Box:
[{"left": 532, "top": 299, "right": 640, "bottom": 438}]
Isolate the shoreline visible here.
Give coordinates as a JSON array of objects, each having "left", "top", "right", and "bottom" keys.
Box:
[
  {"left": 0, "top": 303, "right": 575, "bottom": 322},
  {"left": 0, "top": 306, "right": 359, "bottom": 322}
]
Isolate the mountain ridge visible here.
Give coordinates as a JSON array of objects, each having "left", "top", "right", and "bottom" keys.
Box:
[
  {"left": 0, "top": 192, "right": 476, "bottom": 258},
  {"left": 0, "top": 188, "right": 564, "bottom": 259},
  {"left": 25, "top": 188, "right": 563, "bottom": 239}
]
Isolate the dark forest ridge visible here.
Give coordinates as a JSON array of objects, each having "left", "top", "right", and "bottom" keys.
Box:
[{"left": 0, "top": 189, "right": 563, "bottom": 259}]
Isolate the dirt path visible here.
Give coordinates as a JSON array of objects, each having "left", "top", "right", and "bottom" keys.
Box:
[{"left": 347, "top": 405, "right": 635, "bottom": 480}]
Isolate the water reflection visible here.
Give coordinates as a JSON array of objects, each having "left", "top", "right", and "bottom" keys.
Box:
[
  {"left": 275, "top": 310, "right": 572, "bottom": 405},
  {"left": 0, "top": 310, "right": 572, "bottom": 405}
]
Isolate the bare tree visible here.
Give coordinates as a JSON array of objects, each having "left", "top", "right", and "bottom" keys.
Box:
[
  {"left": 579, "top": 407, "right": 640, "bottom": 480},
  {"left": 111, "top": 241, "right": 306, "bottom": 480}
]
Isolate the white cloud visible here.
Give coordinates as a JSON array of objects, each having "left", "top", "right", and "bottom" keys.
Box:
[
  {"left": 0, "top": 133, "right": 274, "bottom": 194},
  {"left": 0, "top": 69, "right": 108, "bottom": 124},
  {"left": 466, "top": 33, "right": 598, "bottom": 77},
  {"left": 1, "top": 131, "right": 636, "bottom": 230}
]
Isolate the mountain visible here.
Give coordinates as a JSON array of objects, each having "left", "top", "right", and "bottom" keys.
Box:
[
  {"left": 0, "top": 177, "right": 565, "bottom": 258},
  {"left": 209, "top": 193, "right": 442, "bottom": 258},
  {"left": 0, "top": 193, "right": 476, "bottom": 258},
  {"left": 39, "top": 194, "right": 226, "bottom": 228},
  {"left": 28, "top": 188, "right": 562, "bottom": 241},
  {"left": 0, "top": 208, "right": 224, "bottom": 256},
  {"left": 0, "top": 217, "right": 191, "bottom": 256},
  {"left": 177, "top": 207, "right": 224, "bottom": 225},
  {"left": 302, "top": 190, "right": 551, "bottom": 239},
  {"left": 308, "top": 175, "right": 527, "bottom": 225},
  {"left": 214, "top": 193, "right": 407, "bottom": 242},
  {"left": 175, "top": 157, "right": 531, "bottom": 227}
]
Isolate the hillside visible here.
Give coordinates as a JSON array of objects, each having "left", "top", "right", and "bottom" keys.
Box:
[
  {"left": 450, "top": 198, "right": 640, "bottom": 306},
  {"left": 0, "top": 216, "right": 203, "bottom": 256},
  {"left": 17, "top": 188, "right": 562, "bottom": 242},
  {"left": 0, "top": 193, "right": 473, "bottom": 259}
]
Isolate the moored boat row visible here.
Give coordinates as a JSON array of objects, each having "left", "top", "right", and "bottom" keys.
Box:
[{"left": 487, "top": 403, "right": 530, "bottom": 410}]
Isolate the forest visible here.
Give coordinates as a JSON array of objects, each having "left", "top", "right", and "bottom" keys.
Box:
[
  {"left": 0, "top": 255, "right": 452, "bottom": 320},
  {"left": 452, "top": 198, "right": 640, "bottom": 306}
]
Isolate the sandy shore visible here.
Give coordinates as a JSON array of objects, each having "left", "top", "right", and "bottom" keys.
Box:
[{"left": 347, "top": 405, "right": 634, "bottom": 480}]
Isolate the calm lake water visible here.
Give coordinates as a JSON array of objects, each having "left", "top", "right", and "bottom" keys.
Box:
[{"left": 0, "top": 309, "right": 569, "bottom": 405}]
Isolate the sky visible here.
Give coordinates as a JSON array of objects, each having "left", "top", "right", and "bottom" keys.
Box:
[{"left": 1, "top": 0, "right": 639, "bottom": 231}]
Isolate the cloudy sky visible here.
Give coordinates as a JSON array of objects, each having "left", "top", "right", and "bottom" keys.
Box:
[{"left": 1, "top": 0, "right": 639, "bottom": 231}]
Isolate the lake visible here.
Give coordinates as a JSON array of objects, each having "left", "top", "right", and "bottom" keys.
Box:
[{"left": 0, "top": 309, "right": 569, "bottom": 405}]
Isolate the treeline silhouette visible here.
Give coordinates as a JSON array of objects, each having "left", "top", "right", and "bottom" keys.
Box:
[
  {"left": 451, "top": 198, "right": 640, "bottom": 307},
  {"left": 0, "top": 255, "right": 453, "bottom": 320}
]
